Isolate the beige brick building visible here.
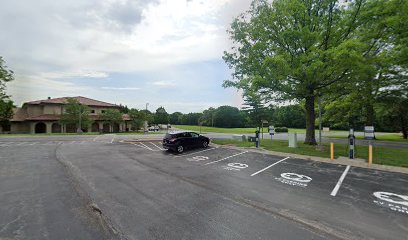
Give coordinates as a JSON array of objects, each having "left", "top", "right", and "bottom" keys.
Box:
[{"left": 4, "top": 96, "right": 132, "bottom": 134}]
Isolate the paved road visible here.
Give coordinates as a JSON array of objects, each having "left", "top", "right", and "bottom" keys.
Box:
[{"left": 0, "top": 135, "right": 407, "bottom": 240}]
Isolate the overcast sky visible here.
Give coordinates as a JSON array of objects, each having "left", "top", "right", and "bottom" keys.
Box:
[{"left": 0, "top": 0, "right": 252, "bottom": 113}]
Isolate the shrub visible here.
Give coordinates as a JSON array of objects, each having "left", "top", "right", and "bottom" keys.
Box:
[{"left": 275, "top": 127, "right": 288, "bottom": 133}]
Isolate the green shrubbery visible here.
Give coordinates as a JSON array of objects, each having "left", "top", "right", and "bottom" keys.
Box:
[{"left": 275, "top": 127, "right": 288, "bottom": 133}]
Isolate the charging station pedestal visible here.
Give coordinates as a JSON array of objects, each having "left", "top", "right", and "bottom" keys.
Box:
[
  {"left": 348, "top": 129, "right": 356, "bottom": 159},
  {"left": 255, "top": 127, "right": 260, "bottom": 148}
]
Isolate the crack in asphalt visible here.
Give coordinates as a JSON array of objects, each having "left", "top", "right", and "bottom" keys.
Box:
[{"left": 54, "top": 143, "right": 127, "bottom": 240}]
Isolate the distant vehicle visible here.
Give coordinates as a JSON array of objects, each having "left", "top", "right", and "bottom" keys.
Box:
[
  {"left": 148, "top": 126, "right": 160, "bottom": 132},
  {"left": 162, "top": 132, "right": 210, "bottom": 153}
]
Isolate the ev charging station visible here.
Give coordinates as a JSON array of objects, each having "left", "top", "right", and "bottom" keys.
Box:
[
  {"left": 268, "top": 126, "right": 275, "bottom": 141},
  {"left": 255, "top": 127, "right": 260, "bottom": 148},
  {"left": 348, "top": 129, "right": 356, "bottom": 159}
]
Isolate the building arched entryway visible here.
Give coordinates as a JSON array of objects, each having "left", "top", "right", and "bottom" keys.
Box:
[
  {"left": 113, "top": 123, "right": 120, "bottom": 133},
  {"left": 91, "top": 122, "right": 99, "bottom": 132},
  {"left": 65, "top": 123, "right": 76, "bottom": 133},
  {"left": 103, "top": 123, "right": 110, "bottom": 133},
  {"left": 35, "top": 122, "right": 46, "bottom": 133},
  {"left": 51, "top": 123, "right": 62, "bottom": 133}
]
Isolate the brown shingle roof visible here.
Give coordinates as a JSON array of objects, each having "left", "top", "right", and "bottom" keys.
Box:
[
  {"left": 10, "top": 108, "right": 28, "bottom": 122},
  {"left": 25, "top": 96, "right": 119, "bottom": 107},
  {"left": 26, "top": 114, "right": 61, "bottom": 121}
]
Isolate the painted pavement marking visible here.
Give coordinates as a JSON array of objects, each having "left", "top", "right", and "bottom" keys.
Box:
[
  {"left": 250, "top": 157, "right": 290, "bottom": 176},
  {"left": 222, "top": 162, "right": 249, "bottom": 171},
  {"left": 330, "top": 165, "right": 351, "bottom": 197},
  {"left": 150, "top": 142, "right": 165, "bottom": 151},
  {"left": 205, "top": 151, "right": 248, "bottom": 165},
  {"left": 175, "top": 147, "right": 216, "bottom": 158}
]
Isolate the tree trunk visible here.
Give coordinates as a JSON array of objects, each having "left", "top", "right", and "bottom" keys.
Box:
[
  {"left": 304, "top": 95, "right": 317, "bottom": 145},
  {"left": 365, "top": 102, "right": 375, "bottom": 126},
  {"left": 400, "top": 114, "right": 407, "bottom": 139}
]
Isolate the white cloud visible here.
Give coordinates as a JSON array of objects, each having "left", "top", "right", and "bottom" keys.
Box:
[
  {"left": 152, "top": 81, "right": 176, "bottom": 87},
  {"left": 101, "top": 87, "right": 140, "bottom": 90},
  {"left": 41, "top": 70, "right": 109, "bottom": 79},
  {"left": 1, "top": 0, "right": 252, "bottom": 111}
]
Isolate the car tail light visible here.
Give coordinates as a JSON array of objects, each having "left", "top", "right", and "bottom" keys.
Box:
[{"left": 169, "top": 138, "right": 177, "bottom": 143}]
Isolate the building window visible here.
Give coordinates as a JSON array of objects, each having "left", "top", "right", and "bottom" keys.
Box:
[
  {"left": 91, "top": 110, "right": 95, "bottom": 113},
  {"left": 101, "top": 110, "right": 106, "bottom": 113}
]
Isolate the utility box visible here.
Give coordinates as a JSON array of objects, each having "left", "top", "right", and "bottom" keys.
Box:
[
  {"left": 288, "top": 133, "right": 298, "bottom": 148},
  {"left": 248, "top": 136, "right": 257, "bottom": 142},
  {"left": 233, "top": 134, "right": 246, "bottom": 142}
]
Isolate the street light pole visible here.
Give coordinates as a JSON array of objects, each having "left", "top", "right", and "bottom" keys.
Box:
[
  {"left": 318, "top": 94, "right": 322, "bottom": 150},
  {"left": 144, "top": 103, "right": 149, "bottom": 132}
]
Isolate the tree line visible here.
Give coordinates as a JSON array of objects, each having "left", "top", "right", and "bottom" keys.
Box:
[{"left": 120, "top": 104, "right": 306, "bottom": 129}]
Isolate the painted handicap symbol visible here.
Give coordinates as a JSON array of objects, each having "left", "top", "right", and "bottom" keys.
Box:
[
  {"left": 280, "top": 173, "right": 312, "bottom": 183},
  {"left": 373, "top": 192, "right": 408, "bottom": 207}
]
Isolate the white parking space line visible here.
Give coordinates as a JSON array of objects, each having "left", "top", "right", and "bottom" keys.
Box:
[
  {"left": 205, "top": 151, "right": 248, "bottom": 165},
  {"left": 175, "top": 148, "right": 216, "bottom": 158},
  {"left": 150, "top": 142, "right": 165, "bottom": 151},
  {"left": 330, "top": 165, "right": 351, "bottom": 197},
  {"left": 139, "top": 142, "right": 153, "bottom": 151},
  {"left": 93, "top": 135, "right": 101, "bottom": 141},
  {"left": 110, "top": 135, "right": 115, "bottom": 144},
  {"left": 250, "top": 157, "right": 290, "bottom": 177}
]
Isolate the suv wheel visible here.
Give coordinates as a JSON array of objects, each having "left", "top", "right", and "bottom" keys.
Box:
[
  {"left": 202, "top": 141, "right": 208, "bottom": 148},
  {"left": 177, "top": 145, "right": 184, "bottom": 153}
]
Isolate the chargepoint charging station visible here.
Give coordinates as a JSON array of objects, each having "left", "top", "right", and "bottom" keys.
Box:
[{"left": 348, "top": 129, "right": 356, "bottom": 159}]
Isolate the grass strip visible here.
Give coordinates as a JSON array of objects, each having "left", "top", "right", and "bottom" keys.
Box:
[{"left": 212, "top": 139, "right": 408, "bottom": 168}]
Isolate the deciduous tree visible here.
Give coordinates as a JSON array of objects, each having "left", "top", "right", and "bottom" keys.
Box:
[
  {"left": 60, "top": 98, "right": 92, "bottom": 132},
  {"left": 223, "top": 0, "right": 368, "bottom": 144}
]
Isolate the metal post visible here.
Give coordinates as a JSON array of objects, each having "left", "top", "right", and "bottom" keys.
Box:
[
  {"left": 330, "top": 143, "right": 334, "bottom": 160},
  {"left": 144, "top": 103, "right": 149, "bottom": 132},
  {"left": 318, "top": 94, "right": 322, "bottom": 149},
  {"left": 368, "top": 142, "right": 373, "bottom": 165}
]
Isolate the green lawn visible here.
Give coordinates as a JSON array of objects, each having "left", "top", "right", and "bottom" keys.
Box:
[
  {"left": 174, "top": 125, "right": 258, "bottom": 134},
  {"left": 328, "top": 133, "right": 407, "bottom": 142},
  {"left": 212, "top": 139, "right": 408, "bottom": 168}
]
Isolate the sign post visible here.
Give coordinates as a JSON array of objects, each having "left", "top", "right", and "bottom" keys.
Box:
[{"left": 364, "top": 126, "right": 375, "bottom": 140}]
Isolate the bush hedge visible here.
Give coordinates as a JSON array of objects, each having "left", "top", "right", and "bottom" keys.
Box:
[{"left": 275, "top": 127, "right": 288, "bottom": 133}]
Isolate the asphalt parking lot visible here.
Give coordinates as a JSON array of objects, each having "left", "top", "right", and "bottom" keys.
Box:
[{"left": 0, "top": 135, "right": 407, "bottom": 240}]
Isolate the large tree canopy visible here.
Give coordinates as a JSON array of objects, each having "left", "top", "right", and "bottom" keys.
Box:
[
  {"left": 0, "top": 57, "right": 14, "bottom": 125},
  {"left": 0, "top": 56, "right": 14, "bottom": 99},
  {"left": 223, "top": 0, "right": 370, "bottom": 144}
]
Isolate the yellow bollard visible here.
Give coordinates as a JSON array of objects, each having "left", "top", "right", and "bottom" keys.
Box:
[
  {"left": 330, "top": 142, "right": 334, "bottom": 160},
  {"left": 368, "top": 145, "right": 373, "bottom": 165}
]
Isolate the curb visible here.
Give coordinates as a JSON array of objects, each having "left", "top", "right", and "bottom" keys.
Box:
[{"left": 212, "top": 143, "right": 408, "bottom": 175}]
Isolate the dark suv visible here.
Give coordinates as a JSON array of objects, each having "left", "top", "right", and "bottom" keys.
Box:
[{"left": 162, "top": 132, "right": 210, "bottom": 153}]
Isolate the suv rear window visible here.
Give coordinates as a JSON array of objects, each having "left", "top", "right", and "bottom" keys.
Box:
[{"left": 165, "top": 133, "right": 177, "bottom": 139}]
